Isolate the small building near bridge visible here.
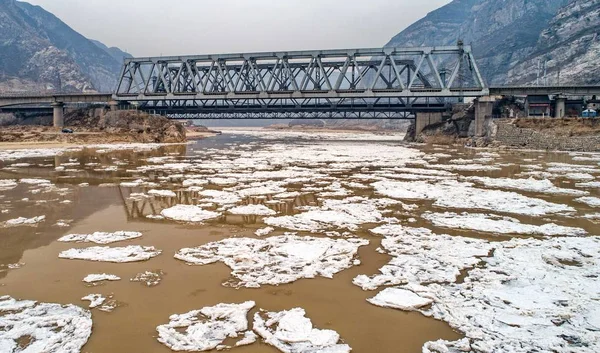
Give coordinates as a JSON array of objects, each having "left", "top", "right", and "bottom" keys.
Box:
[{"left": 525, "top": 95, "right": 551, "bottom": 117}]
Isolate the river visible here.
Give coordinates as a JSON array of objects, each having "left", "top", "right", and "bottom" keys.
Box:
[{"left": 0, "top": 130, "right": 599, "bottom": 353}]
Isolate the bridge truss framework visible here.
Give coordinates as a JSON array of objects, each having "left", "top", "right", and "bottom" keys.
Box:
[{"left": 115, "top": 45, "right": 488, "bottom": 119}]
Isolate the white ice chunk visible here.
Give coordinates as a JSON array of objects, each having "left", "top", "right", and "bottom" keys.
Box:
[
  {"left": 575, "top": 197, "right": 600, "bottom": 208},
  {"left": 253, "top": 308, "right": 351, "bottom": 353},
  {"left": 161, "top": 205, "right": 221, "bottom": 223},
  {"left": 82, "top": 274, "right": 121, "bottom": 283},
  {"left": 148, "top": 189, "right": 177, "bottom": 198},
  {"left": 81, "top": 294, "right": 105, "bottom": 308},
  {"left": 59, "top": 231, "right": 142, "bottom": 244},
  {"left": 175, "top": 235, "right": 368, "bottom": 288},
  {"left": 59, "top": 246, "right": 161, "bottom": 263},
  {"left": 0, "top": 295, "right": 92, "bottom": 353},
  {"left": 368, "top": 288, "right": 433, "bottom": 311},
  {"left": 255, "top": 227, "right": 275, "bottom": 236},
  {"left": 465, "top": 176, "right": 588, "bottom": 196},
  {"left": 199, "top": 190, "right": 241, "bottom": 205},
  {"left": 373, "top": 179, "right": 575, "bottom": 216},
  {"left": 353, "top": 225, "right": 492, "bottom": 290},
  {"left": 156, "top": 301, "right": 255, "bottom": 351},
  {"left": 422, "top": 212, "right": 587, "bottom": 236},
  {"left": 228, "top": 204, "right": 276, "bottom": 216},
  {"left": 2, "top": 216, "right": 45, "bottom": 227}
]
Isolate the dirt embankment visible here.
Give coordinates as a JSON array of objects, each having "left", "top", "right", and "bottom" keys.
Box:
[{"left": 0, "top": 109, "right": 187, "bottom": 145}]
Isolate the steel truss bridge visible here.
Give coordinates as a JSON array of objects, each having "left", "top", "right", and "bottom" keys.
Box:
[{"left": 114, "top": 45, "right": 487, "bottom": 119}]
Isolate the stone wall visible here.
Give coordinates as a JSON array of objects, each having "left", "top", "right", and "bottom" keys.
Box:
[{"left": 494, "top": 120, "right": 600, "bottom": 151}]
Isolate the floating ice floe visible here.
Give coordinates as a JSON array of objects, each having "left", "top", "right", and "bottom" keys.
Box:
[
  {"left": 584, "top": 213, "right": 600, "bottom": 220},
  {"left": 148, "top": 189, "right": 177, "bottom": 198},
  {"left": 0, "top": 295, "right": 92, "bottom": 352},
  {"left": 575, "top": 181, "right": 600, "bottom": 188},
  {"left": 199, "top": 190, "right": 241, "bottom": 205},
  {"left": 58, "top": 231, "right": 142, "bottom": 244},
  {"left": 265, "top": 198, "right": 386, "bottom": 231},
  {"left": 81, "top": 294, "right": 105, "bottom": 308},
  {"left": 255, "top": 227, "right": 275, "bottom": 236},
  {"left": 0, "top": 179, "right": 17, "bottom": 191},
  {"left": 59, "top": 246, "right": 161, "bottom": 263},
  {"left": 83, "top": 274, "right": 121, "bottom": 283},
  {"left": 383, "top": 236, "right": 600, "bottom": 353},
  {"left": 426, "top": 163, "right": 501, "bottom": 172},
  {"left": 182, "top": 178, "right": 209, "bottom": 187},
  {"left": 175, "top": 235, "right": 368, "bottom": 288},
  {"left": 19, "top": 178, "right": 51, "bottom": 185},
  {"left": 368, "top": 287, "right": 433, "bottom": 311},
  {"left": 156, "top": 301, "right": 256, "bottom": 351},
  {"left": 131, "top": 270, "right": 164, "bottom": 287},
  {"left": 373, "top": 179, "right": 575, "bottom": 216},
  {"left": 253, "top": 308, "right": 351, "bottom": 353},
  {"left": 464, "top": 176, "right": 588, "bottom": 196},
  {"left": 228, "top": 204, "right": 277, "bottom": 216},
  {"left": 160, "top": 205, "right": 221, "bottom": 223},
  {"left": 2, "top": 215, "right": 45, "bottom": 227},
  {"left": 353, "top": 225, "right": 492, "bottom": 290},
  {"left": 422, "top": 212, "right": 587, "bottom": 236},
  {"left": 575, "top": 196, "right": 600, "bottom": 208},
  {"left": 562, "top": 173, "right": 595, "bottom": 181}
]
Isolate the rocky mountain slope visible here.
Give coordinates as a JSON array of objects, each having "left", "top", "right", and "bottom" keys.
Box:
[
  {"left": 0, "top": 0, "right": 130, "bottom": 93},
  {"left": 387, "top": 0, "right": 600, "bottom": 86}
]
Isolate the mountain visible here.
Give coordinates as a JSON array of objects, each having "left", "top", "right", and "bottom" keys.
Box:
[
  {"left": 386, "top": 0, "right": 600, "bottom": 86},
  {"left": 0, "top": 0, "right": 131, "bottom": 93}
]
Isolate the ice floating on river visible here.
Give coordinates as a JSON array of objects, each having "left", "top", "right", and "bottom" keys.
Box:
[
  {"left": 157, "top": 301, "right": 256, "bottom": 351},
  {"left": 373, "top": 179, "right": 575, "bottom": 216},
  {"left": 2, "top": 215, "right": 45, "bottom": 227},
  {"left": 575, "top": 196, "right": 600, "bottom": 208},
  {"left": 58, "top": 231, "right": 142, "bottom": 244},
  {"left": 0, "top": 295, "right": 92, "bottom": 353},
  {"left": 253, "top": 308, "right": 351, "bottom": 353},
  {"left": 368, "top": 288, "right": 433, "bottom": 311},
  {"left": 81, "top": 294, "right": 105, "bottom": 309},
  {"left": 228, "top": 204, "right": 276, "bottom": 216},
  {"left": 422, "top": 212, "right": 587, "bottom": 236},
  {"left": 575, "top": 181, "right": 600, "bottom": 188},
  {"left": 131, "top": 270, "right": 164, "bottom": 287},
  {"left": 59, "top": 245, "right": 161, "bottom": 263},
  {"left": 161, "top": 205, "right": 221, "bottom": 223},
  {"left": 199, "top": 190, "right": 241, "bottom": 205},
  {"left": 0, "top": 179, "right": 17, "bottom": 191},
  {"left": 175, "top": 235, "right": 368, "bottom": 288},
  {"left": 464, "top": 176, "right": 588, "bottom": 196},
  {"left": 353, "top": 225, "right": 493, "bottom": 290},
  {"left": 389, "top": 237, "right": 600, "bottom": 353},
  {"left": 83, "top": 274, "right": 121, "bottom": 283}
]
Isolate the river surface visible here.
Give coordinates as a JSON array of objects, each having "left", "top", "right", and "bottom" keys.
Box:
[{"left": 0, "top": 130, "right": 599, "bottom": 353}]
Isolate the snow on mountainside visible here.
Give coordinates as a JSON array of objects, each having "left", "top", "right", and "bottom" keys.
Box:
[
  {"left": 386, "top": 0, "right": 600, "bottom": 86},
  {"left": 0, "top": 0, "right": 131, "bottom": 93}
]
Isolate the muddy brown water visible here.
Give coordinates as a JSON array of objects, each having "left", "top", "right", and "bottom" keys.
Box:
[{"left": 0, "top": 133, "right": 599, "bottom": 353}]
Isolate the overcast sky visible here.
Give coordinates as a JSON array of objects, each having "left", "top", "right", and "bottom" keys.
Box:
[{"left": 25, "top": 0, "right": 450, "bottom": 57}]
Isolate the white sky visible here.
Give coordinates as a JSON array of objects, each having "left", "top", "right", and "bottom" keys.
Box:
[{"left": 25, "top": 0, "right": 450, "bottom": 57}]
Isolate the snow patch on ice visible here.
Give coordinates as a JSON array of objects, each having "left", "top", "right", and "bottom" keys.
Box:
[
  {"left": 253, "top": 308, "right": 351, "bottom": 353},
  {"left": 0, "top": 295, "right": 92, "bottom": 352},
  {"left": 423, "top": 212, "right": 587, "bottom": 236},
  {"left": 156, "top": 301, "right": 256, "bottom": 351},
  {"left": 59, "top": 246, "right": 161, "bottom": 263},
  {"left": 82, "top": 274, "right": 121, "bottom": 283},
  {"left": 58, "top": 231, "right": 142, "bottom": 244},
  {"left": 175, "top": 235, "right": 368, "bottom": 288},
  {"left": 161, "top": 205, "right": 221, "bottom": 223},
  {"left": 228, "top": 204, "right": 276, "bottom": 216}
]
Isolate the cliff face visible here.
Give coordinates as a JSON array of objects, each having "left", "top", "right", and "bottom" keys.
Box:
[
  {"left": 0, "top": 0, "right": 130, "bottom": 93},
  {"left": 508, "top": 0, "right": 600, "bottom": 85},
  {"left": 386, "top": 0, "right": 600, "bottom": 86}
]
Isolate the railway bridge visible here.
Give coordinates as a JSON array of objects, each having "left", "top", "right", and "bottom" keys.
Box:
[{"left": 1, "top": 44, "right": 600, "bottom": 134}]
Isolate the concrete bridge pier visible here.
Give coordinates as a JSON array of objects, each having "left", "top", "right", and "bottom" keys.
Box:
[
  {"left": 415, "top": 112, "right": 443, "bottom": 135},
  {"left": 51, "top": 102, "right": 65, "bottom": 128},
  {"left": 109, "top": 100, "right": 119, "bottom": 112},
  {"left": 475, "top": 98, "right": 494, "bottom": 137},
  {"left": 555, "top": 96, "right": 566, "bottom": 118}
]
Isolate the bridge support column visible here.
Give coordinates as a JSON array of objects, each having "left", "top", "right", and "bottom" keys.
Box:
[
  {"left": 475, "top": 98, "right": 494, "bottom": 137},
  {"left": 52, "top": 102, "right": 65, "bottom": 128},
  {"left": 555, "top": 96, "right": 566, "bottom": 118},
  {"left": 109, "top": 100, "right": 119, "bottom": 112},
  {"left": 415, "top": 112, "right": 443, "bottom": 135}
]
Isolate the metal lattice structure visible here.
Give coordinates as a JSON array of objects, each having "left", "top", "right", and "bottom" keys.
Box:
[{"left": 115, "top": 45, "right": 488, "bottom": 118}]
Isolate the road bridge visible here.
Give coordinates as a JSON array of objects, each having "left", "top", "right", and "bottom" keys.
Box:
[{"left": 2, "top": 45, "right": 600, "bottom": 127}]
